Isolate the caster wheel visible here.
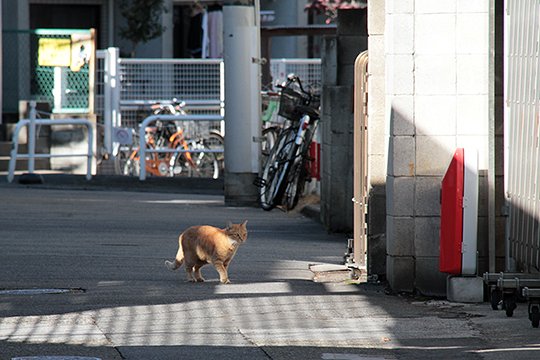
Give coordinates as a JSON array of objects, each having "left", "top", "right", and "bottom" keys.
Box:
[
  {"left": 505, "top": 301, "right": 516, "bottom": 317},
  {"left": 529, "top": 305, "right": 540, "bottom": 328},
  {"left": 491, "top": 289, "right": 502, "bottom": 310}
]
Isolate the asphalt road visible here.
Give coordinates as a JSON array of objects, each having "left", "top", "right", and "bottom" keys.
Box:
[{"left": 1, "top": 181, "right": 540, "bottom": 360}]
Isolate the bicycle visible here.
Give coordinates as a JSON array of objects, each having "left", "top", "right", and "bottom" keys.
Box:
[
  {"left": 115, "top": 99, "right": 220, "bottom": 179},
  {"left": 254, "top": 74, "right": 320, "bottom": 211}
]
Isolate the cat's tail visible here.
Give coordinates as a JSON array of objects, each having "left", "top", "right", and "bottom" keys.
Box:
[{"left": 165, "top": 240, "right": 184, "bottom": 271}]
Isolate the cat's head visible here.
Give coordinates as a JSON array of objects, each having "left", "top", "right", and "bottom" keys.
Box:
[{"left": 227, "top": 220, "right": 248, "bottom": 243}]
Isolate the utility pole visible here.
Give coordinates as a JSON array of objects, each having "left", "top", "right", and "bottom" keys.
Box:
[{"left": 223, "top": 0, "right": 262, "bottom": 206}]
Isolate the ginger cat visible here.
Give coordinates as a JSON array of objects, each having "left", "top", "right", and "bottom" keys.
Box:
[{"left": 165, "top": 221, "right": 248, "bottom": 284}]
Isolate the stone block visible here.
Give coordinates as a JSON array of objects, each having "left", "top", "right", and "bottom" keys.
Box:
[
  {"left": 368, "top": 190, "right": 386, "bottom": 235},
  {"left": 337, "top": 8, "right": 367, "bottom": 36},
  {"left": 323, "top": 86, "right": 353, "bottom": 132},
  {"left": 457, "top": 13, "right": 488, "bottom": 54},
  {"left": 415, "top": 95, "right": 456, "bottom": 136},
  {"left": 369, "top": 154, "right": 386, "bottom": 185},
  {"left": 386, "top": 0, "right": 413, "bottom": 14},
  {"left": 415, "top": 216, "right": 440, "bottom": 257},
  {"left": 456, "top": 95, "right": 489, "bottom": 135},
  {"left": 368, "top": 115, "right": 386, "bottom": 156},
  {"left": 367, "top": 1, "right": 385, "bottom": 35},
  {"left": 368, "top": 35, "right": 385, "bottom": 76},
  {"left": 415, "top": 55, "right": 456, "bottom": 95},
  {"left": 416, "top": 135, "right": 456, "bottom": 176},
  {"left": 477, "top": 174, "right": 488, "bottom": 216},
  {"left": 388, "top": 135, "right": 415, "bottom": 177},
  {"left": 368, "top": 233, "right": 387, "bottom": 276},
  {"left": 389, "top": 95, "right": 414, "bottom": 136},
  {"left": 415, "top": 14, "right": 456, "bottom": 55},
  {"left": 477, "top": 216, "right": 488, "bottom": 257},
  {"left": 338, "top": 36, "right": 368, "bottom": 67},
  {"left": 416, "top": 0, "right": 456, "bottom": 13},
  {"left": 416, "top": 256, "right": 447, "bottom": 297},
  {"left": 457, "top": 54, "right": 489, "bottom": 95},
  {"left": 415, "top": 176, "right": 442, "bottom": 216},
  {"left": 322, "top": 37, "right": 337, "bottom": 86},
  {"left": 368, "top": 76, "right": 386, "bottom": 117},
  {"left": 447, "top": 276, "right": 484, "bottom": 303},
  {"left": 387, "top": 175, "right": 415, "bottom": 216},
  {"left": 457, "top": 0, "right": 489, "bottom": 13},
  {"left": 387, "top": 215, "right": 414, "bottom": 256},
  {"left": 387, "top": 255, "right": 415, "bottom": 292},
  {"left": 385, "top": 14, "right": 413, "bottom": 55},
  {"left": 386, "top": 54, "right": 414, "bottom": 95}
]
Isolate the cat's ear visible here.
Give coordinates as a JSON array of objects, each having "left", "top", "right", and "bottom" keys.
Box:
[
  {"left": 227, "top": 221, "right": 233, "bottom": 228},
  {"left": 242, "top": 220, "right": 248, "bottom": 228}
]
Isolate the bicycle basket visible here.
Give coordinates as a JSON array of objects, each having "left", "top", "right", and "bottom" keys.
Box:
[{"left": 278, "top": 87, "right": 308, "bottom": 121}]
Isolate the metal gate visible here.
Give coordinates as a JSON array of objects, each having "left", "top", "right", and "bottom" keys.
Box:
[
  {"left": 2, "top": 29, "right": 95, "bottom": 114},
  {"left": 505, "top": 0, "right": 540, "bottom": 272}
]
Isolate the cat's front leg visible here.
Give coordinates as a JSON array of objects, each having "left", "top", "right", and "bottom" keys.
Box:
[{"left": 213, "top": 261, "right": 230, "bottom": 284}]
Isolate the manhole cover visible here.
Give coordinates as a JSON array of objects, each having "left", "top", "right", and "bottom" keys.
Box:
[{"left": 0, "top": 288, "right": 84, "bottom": 295}]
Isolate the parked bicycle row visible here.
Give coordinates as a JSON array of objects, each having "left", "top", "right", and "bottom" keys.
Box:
[{"left": 113, "top": 74, "right": 321, "bottom": 211}]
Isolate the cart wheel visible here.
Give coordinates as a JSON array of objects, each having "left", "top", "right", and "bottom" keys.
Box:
[
  {"left": 505, "top": 300, "right": 516, "bottom": 317},
  {"left": 490, "top": 289, "right": 502, "bottom": 310},
  {"left": 529, "top": 305, "right": 540, "bottom": 328}
]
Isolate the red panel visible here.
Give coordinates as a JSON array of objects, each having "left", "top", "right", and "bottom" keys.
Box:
[
  {"left": 440, "top": 148, "right": 464, "bottom": 274},
  {"left": 307, "top": 141, "right": 321, "bottom": 180}
]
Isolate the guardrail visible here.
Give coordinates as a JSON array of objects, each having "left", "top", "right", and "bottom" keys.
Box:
[
  {"left": 138, "top": 114, "right": 224, "bottom": 181},
  {"left": 7, "top": 102, "right": 94, "bottom": 183}
]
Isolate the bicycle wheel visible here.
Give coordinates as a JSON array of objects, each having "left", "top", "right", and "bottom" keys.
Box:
[
  {"left": 283, "top": 126, "right": 316, "bottom": 210},
  {"left": 173, "top": 142, "right": 219, "bottom": 179},
  {"left": 123, "top": 151, "right": 140, "bottom": 176},
  {"left": 262, "top": 126, "right": 280, "bottom": 158},
  {"left": 114, "top": 145, "right": 132, "bottom": 175},
  {"left": 259, "top": 128, "right": 296, "bottom": 210},
  {"left": 284, "top": 157, "right": 308, "bottom": 211},
  {"left": 206, "top": 131, "right": 224, "bottom": 176}
]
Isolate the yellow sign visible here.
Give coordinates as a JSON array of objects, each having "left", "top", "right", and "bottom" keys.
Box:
[
  {"left": 38, "top": 38, "right": 71, "bottom": 67},
  {"left": 70, "top": 33, "right": 93, "bottom": 72}
]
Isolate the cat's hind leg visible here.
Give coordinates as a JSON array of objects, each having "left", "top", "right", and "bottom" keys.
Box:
[
  {"left": 193, "top": 263, "right": 205, "bottom": 283},
  {"left": 184, "top": 263, "right": 196, "bottom": 282}
]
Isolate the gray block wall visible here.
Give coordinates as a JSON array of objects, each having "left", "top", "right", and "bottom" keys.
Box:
[{"left": 381, "top": 0, "right": 496, "bottom": 296}]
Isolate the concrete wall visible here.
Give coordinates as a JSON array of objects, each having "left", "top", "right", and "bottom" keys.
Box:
[
  {"left": 320, "top": 9, "right": 367, "bottom": 233},
  {"left": 381, "top": 0, "right": 492, "bottom": 296}
]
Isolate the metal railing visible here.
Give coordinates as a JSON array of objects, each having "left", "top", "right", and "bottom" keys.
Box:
[
  {"left": 138, "top": 114, "right": 224, "bottom": 181},
  {"left": 7, "top": 102, "right": 94, "bottom": 182}
]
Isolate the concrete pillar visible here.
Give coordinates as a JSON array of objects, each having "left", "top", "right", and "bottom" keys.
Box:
[{"left": 223, "top": 0, "right": 261, "bottom": 206}]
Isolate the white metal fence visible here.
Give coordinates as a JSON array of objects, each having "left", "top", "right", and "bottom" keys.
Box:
[
  {"left": 96, "top": 49, "right": 321, "bottom": 128},
  {"left": 505, "top": 0, "right": 540, "bottom": 271},
  {"left": 94, "top": 48, "right": 321, "bottom": 175}
]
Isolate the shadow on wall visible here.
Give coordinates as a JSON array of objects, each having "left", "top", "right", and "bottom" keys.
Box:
[{"left": 386, "top": 102, "right": 504, "bottom": 296}]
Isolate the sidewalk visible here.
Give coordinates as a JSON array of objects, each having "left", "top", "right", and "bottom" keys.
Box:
[{"left": 0, "top": 178, "right": 539, "bottom": 359}]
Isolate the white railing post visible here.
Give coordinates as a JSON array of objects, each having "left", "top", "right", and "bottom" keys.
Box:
[
  {"left": 27, "top": 101, "right": 37, "bottom": 173},
  {"left": 104, "top": 47, "right": 120, "bottom": 155},
  {"left": 7, "top": 118, "right": 94, "bottom": 183}
]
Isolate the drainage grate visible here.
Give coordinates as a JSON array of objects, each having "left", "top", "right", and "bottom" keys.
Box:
[{"left": 0, "top": 288, "right": 85, "bottom": 295}]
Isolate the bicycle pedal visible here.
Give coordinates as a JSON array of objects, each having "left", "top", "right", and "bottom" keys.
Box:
[{"left": 253, "top": 177, "right": 267, "bottom": 188}]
